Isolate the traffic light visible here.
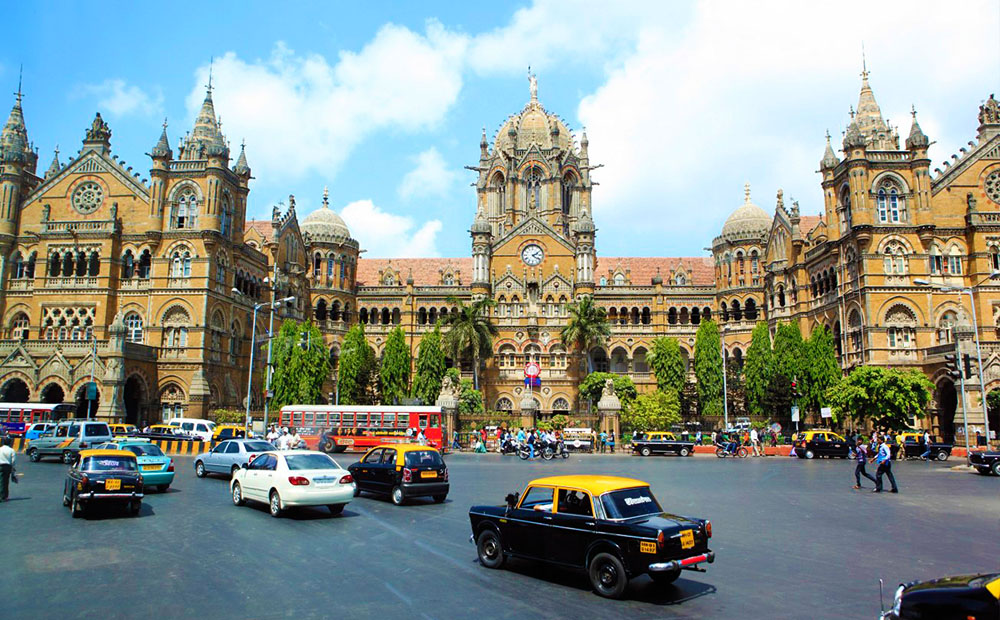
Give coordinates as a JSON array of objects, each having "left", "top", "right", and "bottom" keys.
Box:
[
  {"left": 790, "top": 378, "right": 801, "bottom": 399},
  {"left": 944, "top": 354, "right": 961, "bottom": 380},
  {"left": 963, "top": 353, "right": 976, "bottom": 380},
  {"left": 299, "top": 332, "right": 310, "bottom": 350}
]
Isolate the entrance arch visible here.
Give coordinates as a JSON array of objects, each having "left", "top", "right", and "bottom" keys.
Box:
[
  {"left": 40, "top": 383, "right": 66, "bottom": 404},
  {"left": 75, "top": 384, "right": 100, "bottom": 418},
  {"left": 124, "top": 375, "right": 146, "bottom": 425},
  {"left": 934, "top": 380, "right": 957, "bottom": 443},
  {"left": 0, "top": 378, "right": 30, "bottom": 402}
]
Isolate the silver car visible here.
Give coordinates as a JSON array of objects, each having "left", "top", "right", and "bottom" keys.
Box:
[{"left": 194, "top": 439, "right": 276, "bottom": 478}]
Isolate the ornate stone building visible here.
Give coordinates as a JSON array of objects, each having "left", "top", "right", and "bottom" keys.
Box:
[{"left": 1, "top": 73, "right": 997, "bottom": 440}]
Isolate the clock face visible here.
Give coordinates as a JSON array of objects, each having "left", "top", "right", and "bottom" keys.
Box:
[{"left": 521, "top": 244, "right": 544, "bottom": 266}]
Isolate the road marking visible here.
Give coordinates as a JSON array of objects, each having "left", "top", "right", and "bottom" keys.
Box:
[{"left": 23, "top": 548, "right": 123, "bottom": 573}]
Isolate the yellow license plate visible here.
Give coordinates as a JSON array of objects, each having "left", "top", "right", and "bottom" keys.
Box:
[
  {"left": 141, "top": 465, "right": 159, "bottom": 471},
  {"left": 105, "top": 479, "right": 121, "bottom": 491},
  {"left": 680, "top": 529, "right": 694, "bottom": 549},
  {"left": 639, "top": 541, "right": 657, "bottom": 554},
  {"left": 420, "top": 470, "right": 437, "bottom": 479}
]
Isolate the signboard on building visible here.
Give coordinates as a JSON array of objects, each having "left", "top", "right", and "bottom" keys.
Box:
[
  {"left": 790, "top": 406, "right": 800, "bottom": 422},
  {"left": 524, "top": 362, "right": 540, "bottom": 378},
  {"left": 820, "top": 407, "right": 832, "bottom": 419}
]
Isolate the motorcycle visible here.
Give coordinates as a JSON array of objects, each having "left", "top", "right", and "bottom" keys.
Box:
[
  {"left": 517, "top": 442, "right": 554, "bottom": 460},
  {"left": 715, "top": 441, "right": 749, "bottom": 458},
  {"left": 499, "top": 439, "right": 519, "bottom": 455}
]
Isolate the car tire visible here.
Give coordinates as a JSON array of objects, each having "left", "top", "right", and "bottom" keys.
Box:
[
  {"left": 650, "top": 568, "right": 682, "bottom": 585},
  {"left": 28, "top": 448, "right": 40, "bottom": 462},
  {"left": 588, "top": 552, "right": 628, "bottom": 599},
  {"left": 432, "top": 494, "right": 446, "bottom": 503},
  {"left": 936, "top": 451, "right": 949, "bottom": 462},
  {"left": 231, "top": 482, "right": 245, "bottom": 506},
  {"left": 157, "top": 485, "right": 169, "bottom": 493},
  {"left": 679, "top": 447, "right": 691, "bottom": 457},
  {"left": 805, "top": 450, "right": 815, "bottom": 460},
  {"left": 62, "top": 450, "right": 74, "bottom": 464},
  {"left": 322, "top": 440, "right": 335, "bottom": 453},
  {"left": 327, "top": 503, "right": 345, "bottom": 515},
  {"left": 62, "top": 493, "right": 70, "bottom": 507},
  {"left": 71, "top": 495, "right": 83, "bottom": 518},
  {"left": 129, "top": 501, "right": 141, "bottom": 516},
  {"left": 476, "top": 529, "right": 506, "bottom": 569},
  {"left": 391, "top": 485, "right": 405, "bottom": 506},
  {"left": 195, "top": 461, "right": 206, "bottom": 478},
  {"left": 230, "top": 465, "right": 241, "bottom": 478},
  {"left": 992, "top": 461, "right": 1000, "bottom": 477},
  {"left": 269, "top": 490, "right": 283, "bottom": 517},
  {"left": 975, "top": 466, "right": 989, "bottom": 475},
  {"left": 640, "top": 447, "right": 651, "bottom": 457}
]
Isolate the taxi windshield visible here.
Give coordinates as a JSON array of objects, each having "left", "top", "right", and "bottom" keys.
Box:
[
  {"left": 285, "top": 454, "right": 340, "bottom": 470},
  {"left": 83, "top": 456, "right": 137, "bottom": 472},
  {"left": 600, "top": 487, "right": 663, "bottom": 519},
  {"left": 125, "top": 444, "right": 164, "bottom": 457},
  {"left": 404, "top": 450, "right": 443, "bottom": 467}
]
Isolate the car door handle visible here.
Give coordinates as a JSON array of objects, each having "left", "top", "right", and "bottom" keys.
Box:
[
  {"left": 584, "top": 522, "right": 595, "bottom": 526},
  {"left": 542, "top": 516, "right": 552, "bottom": 521}
]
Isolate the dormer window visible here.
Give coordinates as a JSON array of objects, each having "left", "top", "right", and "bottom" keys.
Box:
[
  {"left": 675, "top": 273, "right": 686, "bottom": 286},
  {"left": 443, "top": 273, "right": 455, "bottom": 286},
  {"left": 613, "top": 273, "right": 626, "bottom": 286}
]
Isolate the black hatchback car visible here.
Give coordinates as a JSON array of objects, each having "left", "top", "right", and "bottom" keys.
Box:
[
  {"left": 881, "top": 572, "right": 1000, "bottom": 619},
  {"left": 348, "top": 444, "right": 449, "bottom": 505},
  {"left": 62, "top": 449, "right": 144, "bottom": 517}
]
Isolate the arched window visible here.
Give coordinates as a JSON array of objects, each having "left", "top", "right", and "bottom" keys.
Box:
[
  {"left": 745, "top": 298, "right": 758, "bottom": 320},
  {"left": 9, "top": 313, "right": 29, "bottom": 339},
  {"left": 642, "top": 307, "right": 651, "bottom": 325},
  {"left": 121, "top": 250, "right": 135, "bottom": 279},
  {"left": 946, "top": 246, "right": 963, "bottom": 275},
  {"left": 526, "top": 167, "right": 543, "bottom": 208},
  {"left": 552, "top": 397, "right": 570, "bottom": 412},
  {"left": 496, "top": 397, "right": 513, "bottom": 411},
  {"left": 613, "top": 273, "right": 625, "bottom": 286},
  {"left": 732, "top": 300, "right": 742, "bottom": 321},
  {"left": 675, "top": 273, "right": 686, "bottom": 285},
  {"left": 876, "top": 182, "right": 905, "bottom": 223},
  {"left": 885, "top": 305, "right": 916, "bottom": 350},
  {"left": 11, "top": 251, "right": 24, "bottom": 279},
  {"left": 525, "top": 344, "right": 541, "bottom": 364},
  {"left": 383, "top": 272, "right": 395, "bottom": 286},
  {"left": 171, "top": 188, "right": 198, "bottom": 229},
  {"left": 882, "top": 242, "right": 907, "bottom": 275},
  {"left": 229, "top": 321, "right": 241, "bottom": 358},
  {"left": 124, "top": 313, "right": 144, "bottom": 344},
  {"left": 839, "top": 185, "right": 852, "bottom": 231},
  {"left": 161, "top": 383, "right": 186, "bottom": 420},
  {"left": 633, "top": 347, "right": 649, "bottom": 373},
  {"left": 220, "top": 194, "right": 233, "bottom": 238},
  {"left": 48, "top": 252, "right": 60, "bottom": 277},
  {"left": 171, "top": 249, "right": 192, "bottom": 278},
  {"left": 137, "top": 250, "right": 151, "bottom": 279},
  {"left": 929, "top": 245, "right": 943, "bottom": 275},
  {"left": 777, "top": 285, "right": 786, "bottom": 307},
  {"left": 491, "top": 172, "right": 506, "bottom": 215},
  {"left": 359, "top": 308, "right": 369, "bottom": 324},
  {"left": 75, "top": 251, "right": 87, "bottom": 276},
  {"left": 88, "top": 251, "right": 100, "bottom": 277},
  {"left": 381, "top": 308, "right": 391, "bottom": 325},
  {"left": 937, "top": 310, "right": 958, "bottom": 344},
  {"left": 315, "top": 299, "right": 328, "bottom": 322},
  {"left": 561, "top": 173, "right": 575, "bottom": 215},
  {"left": 498, "top": 344, "right": 516, "bottom": 368},
  {"left": 991, "top": 245, "right": 1000, "bottom": 273}
]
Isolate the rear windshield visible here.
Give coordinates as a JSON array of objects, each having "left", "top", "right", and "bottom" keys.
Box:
[
  {"left": 244, "top": 441, "right": 275, "bottom": 451},
  {"left": 600, "top": 487, "right": 663, "bottom": 520},
  {"left": 285, "top": 454, "right": 340, "bottom": 471},
  {"left": 124, "top": 444, "right": 164, "bottom": 457},
  {"left": 83, "top": 456, "right": 137, "bottom": 471},
  {"left": 404, "top": 450, "right": 443, "bottom": 467},
  {"left": 85, "top": 423, "right": 111, "bottom": 436}
]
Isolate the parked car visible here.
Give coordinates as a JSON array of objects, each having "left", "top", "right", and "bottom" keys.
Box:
[
  {"left": 880, "top": 572, "right": 1000, "bottom": 619},
  {"left": 62, "top": 449, "right": 144, "bottom": 517},
  {"left": 348, "top": 444, "right": 449, "bottom": 505},
  {"left": 970, "top": 450, "right": 1000, "bottom": 476},
  {"left": 793, "top": 430, "right": 850, "bottom": 459},
  {"left": 27, "top": 420, "right": 114, "bottom": 463},
  {"left": 469, "top": 474, "right": 714, "bottom": 599},
  {"left": 94, "top": 439, "right": 175, "bottom": 492},
  {"left": 632, "top": 431, "right": 696, "bottom": 457},
  {"left": 230, "top": 450, "right": 355, "bottom": 517},
  {"left": 195, "top": 439, "right": 276, "bottom": 478},
  {"left": 108, "top": 424, "right": 138, "bottom": 437},
  {"left": 166, "top": 418, "right": 216, "bottom": 441},
  {"left": 212, "top": 424, "right": 248, "bottom": 441},
  {"left": 890, "top": 432, "right": 952, "bottom": 461},
  {"left": 24, "top": 423, "right": 55, "bottom": 440},
  {"left": 134, "top": 425, "right": 194, "bottom": 441}
]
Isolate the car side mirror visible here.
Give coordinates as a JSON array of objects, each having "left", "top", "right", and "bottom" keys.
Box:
[
  {"left": 505, "top": 492, "right": 519, "bottom": 512},
  {"left": 241, "top": 463, "right": 248, "bottom": 469}
]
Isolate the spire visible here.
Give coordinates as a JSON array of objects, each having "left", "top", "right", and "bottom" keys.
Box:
[
  {"left": 821, "top": 130, "right": 839, "bottom": 169},
  {"left": 471, "top": 203, "right": 490, "bottom": 234},
  {"left": 480, "top": 126, "right": 488, "bottom": 158},
  {"left": 151, "top": 118, "right": 172, "bottom": 159},
  {"left": 580, "top": 126, "right": 589, "bottom": 158},
  {"left": 184, "top": 72, "right": 228, "bottom": 160},
  {"left": 322, "top": 185, "right": 330, "bottom": 208},
  {"left": 1, "top": 80, "right": 30, "bottom": 164},
  {"left": 233, "top": 140, "right": 250, "bottom": 175},
  {"left": 45, "top": 145, "right": 60, "bottom": 178},
  {"left": 906, "top": 106, "right": 929, "bottom": 150},
  {"left": 744, "top": 182, "right": 752, "bottom": 204}
]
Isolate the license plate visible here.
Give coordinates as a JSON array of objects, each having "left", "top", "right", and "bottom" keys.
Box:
[
  {"left": 680, "top": 529, "right": 694, "bottom": 549},
  {"left": 313, "top": 477, "right": 336, "bottom": 484},
  {"left": 420, "top": 470, "right": 437, "bottom": 479},
  {"left": 105, "top": 479, "right": 121, "bottom": 491},
  {"left": 141, "top": 465, "right": 159, "bottom": 471},
  {"left": 639, "top": 541, "right": 657, "bottom": 554}
]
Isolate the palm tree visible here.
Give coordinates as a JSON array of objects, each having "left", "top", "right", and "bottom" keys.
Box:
[
  {"left": 441, "top": 296, "right": 498, "bottom": 390},
  {"left": 561, "top": 295, "right": 610, "bottom": 374}
]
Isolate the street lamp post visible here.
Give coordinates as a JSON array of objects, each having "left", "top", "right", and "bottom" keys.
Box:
[{"left": 721, "top": 324, "right": 729, "bottom": 431}]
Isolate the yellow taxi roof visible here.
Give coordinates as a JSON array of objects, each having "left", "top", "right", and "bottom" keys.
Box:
[
  {"left": 374, "top": 443, "right": 439, "bottom": 453},
  {"left": 527, "top": 475, "right": 649, "bottom": 496},
  {"left": 150, "top": 424, "right": 172, "bottom": 429},
  {"left": 215, "top": 423, "right": 243, "bottom": 428},
  {"left": 79, "top": 449, "right": 137, "bottom": 458}
]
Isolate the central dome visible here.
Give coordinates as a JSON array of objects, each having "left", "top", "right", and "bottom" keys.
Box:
[
  {"left": 301, "top": 189, "right": 351, "bottom": 241},
  {"left": 493, "top": 100, "right": 574, "bottom": 153},
  {"left": 721, "top": 184, "right": 770, "bottom": 239}
]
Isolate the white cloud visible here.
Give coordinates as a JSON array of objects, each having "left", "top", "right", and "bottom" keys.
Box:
[
  {"left": 187, "top": 21, "right": 467, "bottom": 183},
  {"left": 398, "top": 147, "right": 457, "bottom": 200},
  {"left": 77, "top": 79, "right": 163, "bottom": 117},
  {"left": 340, "top": 199, "right": 442, "bottom": 258}
]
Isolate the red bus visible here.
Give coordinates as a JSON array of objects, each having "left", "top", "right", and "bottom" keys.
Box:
[
  {"left": 278, "top": 405, "right": 444, "bottom": 452},
  {"left": 0, "top": 403, "right": 75, "bottom": 436}
]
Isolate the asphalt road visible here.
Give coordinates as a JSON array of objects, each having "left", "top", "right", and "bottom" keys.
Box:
[{"left": 1, "top": 451, "right": 997, "bottom": 619}]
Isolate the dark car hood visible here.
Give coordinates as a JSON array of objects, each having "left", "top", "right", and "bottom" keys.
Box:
[{"left": 905, "top": 573, "right": 1000, "bottom": 592}]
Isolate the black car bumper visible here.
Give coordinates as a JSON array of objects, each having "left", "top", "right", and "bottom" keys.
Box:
[
  {"left": 648, "top": 550, "right": 714, "bottom": 573},
  {"left": 77, "top": 491, "right": 144, "bottom": 500},
  {"left": 401, "top": 481, "right": 449, "bottom": 498}
]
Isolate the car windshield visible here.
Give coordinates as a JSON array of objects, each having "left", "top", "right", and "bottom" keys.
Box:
[
  {"left": 83, "top": 456, "right": 137, "bottom": 472},
  {"left": 284, "top": 454, "right": 340, "bottom": 470},
  {"left": 600, "top": 487, "right": 663, "bottom": 519},
  {"left": 244, "top": 441, "right": 274, "bottom": 451},
  {"left": 404, "top": 450, "right": 443, "bottom": 467},
  {"left": 125, "top": 444, "right": 164, "bottom": 457}
]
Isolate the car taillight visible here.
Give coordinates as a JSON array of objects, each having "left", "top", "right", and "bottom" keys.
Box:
[
  {"left": 443, "top": 467, "right": 449, "bottom": 482},
  {"left": 656, "top": 530, "right": 665, "bottom": 550},
  {"left": 287, "top": 476, "right": 310, "bottom": 486},
  {"left": 402, "top": 467, "right": 412, "bottom": 483},
  {"left": 705, "top": 520, "right": 712, "bottom": 538},
  {"left": 167, "top": 461, "right": 174, "bottom": 472},
  {"left": 81, "top": 474, "right": 89, "bottom": 485},
  {"left": 339, "top": 474, "right": 353, "bottom": 484},
  {"left": 247, "top": 454, "right": 255, "bottom": 463}
]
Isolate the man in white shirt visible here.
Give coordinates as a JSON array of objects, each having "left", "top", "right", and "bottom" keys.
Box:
[
  {"left": 417, "top": 430, "right": 427, "bottom": 446},
  {"left": 276, "top": 430, "right": 290, "bottom": 450},
  {"left": 287, "top": 429, "right": 303, "bottom": 450},
  {"left": 266, "top": 426, "right": 279, "bottom": 444},
  {"left": 0, "top": 438, "right": 16, "bottom": 501},
  {"left": 920, "top": 430, "right": 933, "bottom": 461},
  {"left": 750, "top": 428, "right": 761, "bottom": 457}
]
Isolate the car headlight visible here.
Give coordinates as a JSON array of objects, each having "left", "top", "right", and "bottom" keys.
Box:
[{"left": 892, "top": 584, "right": 904, "bottom": 615}]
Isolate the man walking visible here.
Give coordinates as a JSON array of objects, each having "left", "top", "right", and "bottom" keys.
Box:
[
  {"left": 750, "top": 427, "right": 761, "bottom": 457},
  {"left": 919, "top": 430, "right": 933, "bottom": 461},
  {"left": 852, "top": 438, "right": 877, "bottom": 489},
  {"left": 871, "top": 434, "right": 898, "bottom": 493},
  {"left": 599, "top": 430, "right": 607, "bottom": 453},
  {"left": 0, "top": 437, "right": 16, "bottom": 502}
]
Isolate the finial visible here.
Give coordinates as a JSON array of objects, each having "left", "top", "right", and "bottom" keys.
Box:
[
  {"left": 14, "top": 64, "right": 23, "bottom": 104},
  {"left": 825, "top": 129, "right": 831, "bottom": 143},
  {"left": 744, "top": 182, "right": 751, "bottom": 203},
  {"left": 54, "top": 144, "right": 59, "bottom": 157},
  {"left": 322, "top": 186, "right": 329, "bottom": 207},
  {"left": 849, "top": 105, "right": 855, "bottom": 119},
  {"left": 911, "top": 104, "right": 917, "bottom": 119},
  {"left": 861, "top": 42, "right": 868, "bottom": 82},
  {"left": 206, "top": 57, "right": 214, "bottom": 95}
]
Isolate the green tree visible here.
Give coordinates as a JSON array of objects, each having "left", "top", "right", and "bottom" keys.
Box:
[
  {"left": 694, "top": 320, "right": 723, "bottom": 416},
  {"left": 379, "top": 326, "right": 410, "bottom": 405},
  {"left": 621, "top": 389, "right": 682, "bottom": 433},
  {"left": 802, "top": 325, "right": 841, "bottom": 414},
  {"left": 270, "top": 320, "right": 331, "bottom": 412},
  {"left": 210, "top": 409, "right": 245, "bottom": 424},
  {"left": 773, "top": 322, "right": 805, "bottom": 387},
  {"left": 442, "top": 297, "right": 498, "bottom": 390},
  {"left": 411, "top": 324, "right": 446, "bottom": 404},
  {"left": 337, "top": 324, "right": 375, "bottom": 405},
  {"left": 743, "top": 321, "right": 774, "bottom": 417},
  {"left": 825, "top": 366, "right": 934, "bottom": 431},
  {"left": 561, "top": 295, "right": 611, "bottom": 374},
  {"left": 457, "top": 378, "right": 484, "bottom": 415},
  {"left": 649, "top": 337, "right": 686, "bottom": 393},
  {"left": 578, "top": 372, "right": 638, "bottom": 408},
  {"left": 763, "top": 373, "right": 793, "bottom": 420}
]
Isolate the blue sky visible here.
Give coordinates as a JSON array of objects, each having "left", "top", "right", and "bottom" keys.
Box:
[{"left": 3, "top": 1, "right": 997, "bottom": 258}]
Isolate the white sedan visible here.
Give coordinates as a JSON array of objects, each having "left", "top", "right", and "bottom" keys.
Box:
[{"left": 230, "top": 450, "right": 355, "bottom": 517}]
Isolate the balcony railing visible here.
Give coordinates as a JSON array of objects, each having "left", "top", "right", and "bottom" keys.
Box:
[
  {"left": 45, "top": 277, "right": 99, "bottom": 288},
  {"left": 44, "top": 220, "right": 116, "bottom": 234}
]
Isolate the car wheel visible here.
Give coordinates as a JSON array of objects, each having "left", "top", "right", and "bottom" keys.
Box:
[
  {"left": 195, "top": 461, "right": 206, "bottom": 478},
  {"left": 322, "top": 440, "right": 335, "bottom": 453},
  {"left": 640, "top": 447, "right": 651, "bottom": 457},
  {"left": 588, "top": 552, "right": 628, "bottom": 599},
  {"left": 28, "top": 448, "right": 40, "bottom": 462},
  {"left": 432, "top": 494, "right": 446, "bottom": 503},
  {"left": 230, "top": 465, "right": 241, "bottom": 478},
  {"left": 975, "top": 466, "right": 989, "bottom": 475},
  {"left": 129, "top": 501, "right": 141, "bottom": 516},
  {"left": 62, "top": 450, "right": 74, "bottom": 464},
  {"left": 62, "top": 493, "right": 70, "bottom": 507},
  {"left": 992, "top": 461, "right": 1000, "bottom": 477},
  {"left": 679, "top": 447, "right": 691, "bottom": 457},
  {"left": 157, "top": 485, "right": 169, "bottom": 493},
  {"left": 71, "top": 495, "right": 83, "bottom": 518},
  {"left": 391, "top": 486, "right": 405, "bottom": 506},
  {"left": 805, "top": 450, "right": 815, "bottom": 460},
  {"left": 650, "top": 568, "right": 682, "bottom": 585},
  {"left": 269, "top": 490, "right": 283, "bottom": 517},
  {"left": 231, "top": 482, "right": 245, "bottom": 506},
  {"left": 936, "top": 451, "right": 949, "bottom": 462},
  {"left": 353, "top": 485, "right": 361, "bottom": 497},
  {"left": 327, "top": 503, "right": 345, "bottom": 515},
  {"left": 476, "top": 529, "right": 506, "bottom": 569}
]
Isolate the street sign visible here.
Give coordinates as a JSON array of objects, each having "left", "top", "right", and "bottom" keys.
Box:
[
  {"left": 524, "top": 362, "right": 540, "bottom": 378},
  {"left": 86, "top": 381, "right": 98, "bottom": 400},
  {"left": 790, "top": 406, "right": 800, "bottom": 422},
  {"left": 820, "top": 407, "right": 832, "bottom": 419},
  {"left": 524, "top": 377, "right": 541, "bottom": 387}
]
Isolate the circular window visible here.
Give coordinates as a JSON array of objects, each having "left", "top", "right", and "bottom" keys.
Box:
[
  {"left": 72, "top": 181, "right": 104, "bottom": 213},
  {"left": 985, "top": 170, "right": 1000, "bottom": 205}
]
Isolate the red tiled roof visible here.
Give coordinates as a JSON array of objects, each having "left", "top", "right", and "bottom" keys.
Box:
[
  {"left": 245, "top": 220, "right": 274, "bottom": 239},
  {"left": 597, "top": 256, "right": 715, "bottom": 286},
  {"left": 356, "top": 258, "right": 473, "bottom": 286},
  {"left": 800, "top": 215, "right": 823, "bottom": 235}
]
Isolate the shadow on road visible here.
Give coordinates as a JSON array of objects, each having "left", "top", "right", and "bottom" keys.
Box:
[
  {"left": 77, "top": 502, "right": 155, "bottom": 520},
  {"left": 243, "top": 502, "right": 361, "bottom": 520}
]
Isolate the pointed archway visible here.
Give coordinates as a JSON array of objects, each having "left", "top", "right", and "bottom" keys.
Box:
[
  {"left": 0, "top": 378, "right": 30, "bottom": 402},
  {"left": 40, "top": 383, "right": 66, "bottom": 404},
  {"left": 934, "top": 380, "right": 957, "bottom": 443},
  {"left": 75, "top": 384, "right": 100, "bottom": 418},
  {"left": 124, "top": 375, "right": 146, "bottom": 425}
]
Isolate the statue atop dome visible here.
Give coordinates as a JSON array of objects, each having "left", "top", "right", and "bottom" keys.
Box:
[{"left": 528, "top": 66, "right": 538, "bottom": 101}]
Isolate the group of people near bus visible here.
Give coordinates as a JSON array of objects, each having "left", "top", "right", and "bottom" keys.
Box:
[{"left": 264, "top": 426, "right": 306, "bottom": 450}]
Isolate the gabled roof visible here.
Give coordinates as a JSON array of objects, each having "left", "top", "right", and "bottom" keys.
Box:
[
  {"left": 799, "top": 215, "right": 823, "bottom": 235},
  {"left": 24, "top": 148, "right": 151, "bottom": 204},
  {"left": 596, "top": 256, "right": 715, "bottom": 286},
  {"left": 245, "top": 220, "right": 274, "bottom": 240},
  {"left": 356, "top": 258, "right": 472, "bottom": 287}
]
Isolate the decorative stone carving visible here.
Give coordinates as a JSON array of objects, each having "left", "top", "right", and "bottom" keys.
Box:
[
  {"left": 979, "top": 94, "right": 1000, "bottom": 126},
  {"left": 597, "top": 378, "right": 621, "bottom": 413}
]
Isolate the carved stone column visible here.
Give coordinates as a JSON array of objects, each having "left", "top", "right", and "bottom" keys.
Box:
[
  {"left": 436, "top": 378, "right": 459, "bottom": 451},
  {"left": 597, "top": 378, "right": 621, "bottom": 438},
  {"left": 519, "top": 394, "right": 537, "bottom": 428},
  {"left": 97, "top": 314, "right": 127, "bottom": 421}
]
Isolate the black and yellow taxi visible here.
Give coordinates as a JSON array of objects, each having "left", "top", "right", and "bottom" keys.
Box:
[
  {"left": 108, "top": 423, "right": 137, "bottom": 437},
  {"left": 793, "top": 429, "right": 849, "bottom": 459},
  {"left": 62, "top": 449, "right": 144, "bottom": 518},
  {"left": 880, "top": 572, "right": 1000, "bottom": 619},
  {"left": 348, "top": 443, "right": 449, "bottom": 505},
  {"left": 631, "top": 431, "right": 696, "bottom": 457},
  {"left": 890, "top": 431, "right": 953, "bottom": 461},
  {"left": 468, "top": 475, "right": 714, "bottom": 599}
]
